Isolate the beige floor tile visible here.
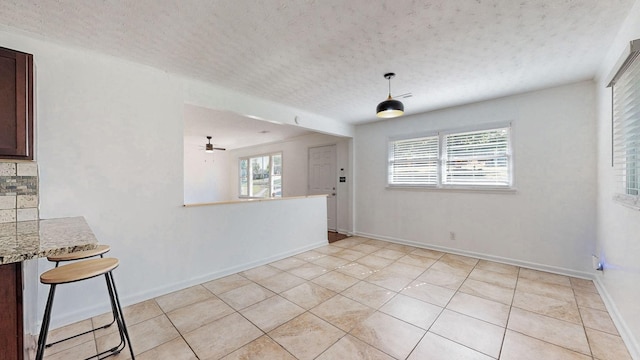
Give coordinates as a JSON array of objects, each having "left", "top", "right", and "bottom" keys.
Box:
[
  {"left": 410, "top": 248, "right": 445, "bottom": 259},
  {"left": 350, "top": 243, "right": 383, "bottom": 254},
  {"left": 293, "top": 250, "right": 326, "bottom": 262},
  {"left": 44, "top": 340, "right": 96, "bottom": 360},
  {"left": 574, "top": 289, "right": 607, "bottom": 311},
  {"left": 240, "top": 296, "right": 305, "bottom": 332},
  {"left": 408, "top": 332, "right": 493, "bottom": 360},
  {"left": 167, "top": 297, "right": 234, "bottom": 333},
  {"left": 155, "top": 285, "right": 214, "bottom": 313},
  {"left": 44, "top": 319, "right": 94, "bottom": 355},
  {"left": 202, "top": 274, "right": 252, "bottom": 295},
  {"left": 518, "top": 268, "right": 571, "bottom": 287},
  {"left": 579, "top": 307, "right": 618, "bottom": 335},
  {"left": 384, "top": 262, "right": 426, "bottom": 279},
  {"left": 384, "top": 243, "right": 416, "bottom": 253},
  {"left": 288, "top": 262, "right": 329, "bottom": 280},
  {"left": 570, "top": 277, "right": 598, "bottom": 293},
  {"left": 500, "top": 330, "right": 591, "bottom": 360},
  {"left": 333, "top": 248, "right": 367, "bottom": 261},
  {"left": 401, "top": 281, "right": 456, "bottom": 307},
  {"left": 221, "top": 335, "right": 296, "bottom": 360},
  {"left": 280, "top": 282, "right": 336, "bottom": 309},
  {"left": 516, "top": 278, "right": 575, "bottom": 302},
  {"left": 417, "top": 268, "right": 467, "bottom": 290},
  {"left": 350, "top": 311, "right": 425, "bottom": 360},
  {"left": 217, "top": 282, "right": 275, "bottom": 310},
  {"left": 475, "top": 259, "right": 519, "bottom": 275},
  {"left": 431, "top": 259, "right": 475, "bottom": 277},
  {"left": 364, "top": 239, "right": 389, "bottom": 247},
  {"left": 342, "top": 281, "right": 396, "bottom": 309},
  {"left": 269, "top": 312, "right": 345, "bottom": 360},
  {"left": 585, "top": 327, "right": 632, "bottom": 360},
  {"left": 240, "top": 265, "right": 283, "bottom": 282},
  {"left": 371, "top": 248, "right": 406, "bottom": 260},
  {"left": 441, "top": 253, "right": 479, "bottom": 266},
  {"left": 460, "top": 278, "right": 515, "bottom": 305},
  {"left": 316, "top": 334, "right": 394, "bottom": 360},
  {"left": 310, "top": 294, "right": 375, "bottom": 332},
  {"left": 93, "top": 299, "right": 163, "bottom": 337},
  {"left": 366, "top": 269, "right": 414, "bottom": 292},
  {"left": 379, "top": 294, "right": 442, "bottom": 330},
  {"left": 136, "top": 337, "right": 197, "bottom": 360},
  {"left": 269, "top": 257, "right": 308, "bottom": 271},
  {"left": 332, "top": 237, "right": 367, "bottom": 248},
  {"left": 335, "top": 262, "right": 377, "bottom": 279},
  {"left": 447, "top": 292, "right": 510, "bottom": 327},
  {"left": 468, "top": 268, "right": 517, "bottom": 289},
  {"left": 184, "top": 312, "right": 262, "bottom": 360},
  {"left": 255, "top": 272, "right": 306, "bottom": 293},
  {"left": 311, "top": 255, "right": 350, "bottom": 269},
  {"left": 97, "top": 314, "right": 179, "bottom": 358},
  {"left": 507, "top": 307, "right": 590, "bottom": 355},
  {"left": 356, "top": 254, "right": 395, "bottom": 269},
  {"left": 512, "top": 290, "right": 581, "bottom": 324},
  {"left": 313, "top": 245, "right": 346, "bottom": 255},
  {"left": 430, "top": 309, "right": 504, "bottom": 358},
  {"left": 311, "top": 270, "right": 359, "bottom": 292},
  {"left": 397, "top": 253, "right": 437, "bottom": 268}
]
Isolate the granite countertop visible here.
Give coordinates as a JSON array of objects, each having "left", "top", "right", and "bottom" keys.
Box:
[{"left": 0, "top": 217, "right": 98, "bottom": 265}]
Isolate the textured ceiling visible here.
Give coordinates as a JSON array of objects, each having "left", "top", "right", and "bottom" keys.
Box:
[{"left": 0, "top": 0, "right": 635, "bottom": 124}]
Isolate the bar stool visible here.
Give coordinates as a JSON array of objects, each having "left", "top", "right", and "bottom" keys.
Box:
[
  {"left": 36, "top": 258, "right": 135, "bottom": 360},
  {"left": 44, "top": 245, "right": 115, "bottom": 349}
]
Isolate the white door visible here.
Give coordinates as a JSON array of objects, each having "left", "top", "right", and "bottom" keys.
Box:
[{"left": 308, "top": 145, "right": 337, "bottom": 231}]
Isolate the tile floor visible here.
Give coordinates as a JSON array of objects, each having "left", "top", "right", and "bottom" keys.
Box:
[{"left": 43, "top": 237, "right": 632, "bottom": 360}]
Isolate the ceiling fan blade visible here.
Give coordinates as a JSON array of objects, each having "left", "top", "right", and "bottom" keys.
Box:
[{"left": 213, "top": 147, "right": 226, "bottom": 151}]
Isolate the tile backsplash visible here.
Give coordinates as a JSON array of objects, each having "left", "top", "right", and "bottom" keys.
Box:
[{"left": 0, "top": 162, "right": 38, "bottom": 223}]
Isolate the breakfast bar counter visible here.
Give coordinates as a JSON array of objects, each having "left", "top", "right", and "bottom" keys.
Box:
[{"left": 0, "top": 216, "right": 99, "bottom": 360}]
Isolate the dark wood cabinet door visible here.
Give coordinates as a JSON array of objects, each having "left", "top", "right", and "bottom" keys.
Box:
[
  {"left": 0, "top": 263, "right": 23, "bottom": 360},
  {"left": 0, "top": 47, "right": 33, "bottom": 160}
]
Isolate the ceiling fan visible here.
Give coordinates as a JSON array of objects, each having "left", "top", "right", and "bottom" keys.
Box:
[{"left": 203, "top": 136, "right": 226, "bottom": 152}]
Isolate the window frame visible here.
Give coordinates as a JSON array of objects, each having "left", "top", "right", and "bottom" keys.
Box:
[
  {"left": 608, "top": 39, "right": 640, "bottom": 209},
  {"left": 387, "top": 123, "right": 514, "bottom": 191},
  {"left": 238, "top": 152, "right": 283, "bottom": 199}
]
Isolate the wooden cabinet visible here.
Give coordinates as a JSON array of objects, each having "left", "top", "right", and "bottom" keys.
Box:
[
  {"left": 0, "top": 47, "right": 33, "bottom": 160},
  {"left": 0, "top": 263, "right": 23, "bottom": 360}
]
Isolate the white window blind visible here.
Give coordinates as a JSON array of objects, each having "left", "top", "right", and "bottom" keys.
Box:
[
  {"left": 611, "top": 40, "right": 640, "bottom": 205},
  {"left": 388, "top": 136, "right": 439, "bottom": 185},
  {"left": 443, "top": 127, "right": 511, "bottom": 186}
]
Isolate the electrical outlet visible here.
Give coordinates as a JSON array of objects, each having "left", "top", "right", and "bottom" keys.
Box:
[{"left": 449, "top": 232, "right": 456, "bottom": 241}]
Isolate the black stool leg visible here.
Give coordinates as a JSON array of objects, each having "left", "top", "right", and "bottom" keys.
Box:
[
  {"left": 98, "top": 271, "right": 135, "bottom": 360},
  {"left": 36, "top": 284, "right": 57, "bottom": 360}
]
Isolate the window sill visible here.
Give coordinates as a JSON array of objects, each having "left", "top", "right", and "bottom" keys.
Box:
[
  {"left": 613, "top": 193, "right": 640, "bottom": 210},
  {"left": 386, "top": 185, "right": 517, "bottom": 194}
]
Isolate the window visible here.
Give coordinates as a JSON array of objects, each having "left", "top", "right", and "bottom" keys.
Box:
[
  {"left": 609, "top": 39, "right": 640, "bottom": 207},
  {"left": 239, "top": 152, "right": 282, "bottom": 198},
  {"left": 388, "top": 125, "right": 512, "bottom": 189}
]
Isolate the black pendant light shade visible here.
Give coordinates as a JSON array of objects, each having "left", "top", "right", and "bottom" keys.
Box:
[{"left": 376, "top": 73, "right": 404, "bottom": 118}]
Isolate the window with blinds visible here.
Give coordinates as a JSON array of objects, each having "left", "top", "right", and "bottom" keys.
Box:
[
  {"left": 443, "top": 127, "right": 511, "bottom": 186},
  {"left": 388, "top": 125, "right": 512, "bottom": 189},
  {"left": 610, "top": 39, "right": 640, "bottom": 205},
  {"left": 388, "top": 135, "right": 439, "bottom": 185}
]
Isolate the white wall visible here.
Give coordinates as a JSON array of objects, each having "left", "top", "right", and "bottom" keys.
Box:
[
  {"left": 594, "top": 1, "right": 640, "bottom": 358},
  {"left": 355, "top": 81, "right": 597, "bottom": 275},
  {"left": 228, "top": 132, "right": 353, "bottom": 233},
  {"left": 184, "top": 135, "right": 232, "bottom": 203},
  {"left": 0, "top": 27, "right": 339, "bottom": 329}
]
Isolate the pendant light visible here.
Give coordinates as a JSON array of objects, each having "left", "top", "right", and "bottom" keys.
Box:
[
  {"left": 376, "top": 72, "right": 404, "bottom": 118},
  {"left": 205, "top": 136, "right": 214, "bottom": 153}
]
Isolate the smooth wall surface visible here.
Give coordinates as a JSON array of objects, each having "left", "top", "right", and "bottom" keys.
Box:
[
  {"left": 354, "top": 81, "right": 597, "bottom": 274},
  {"left": 0, "top": 27, "right": 336, "bottom": 329},
  {"left": 594, "top": 1, "right": 640, "bottom": 357}
]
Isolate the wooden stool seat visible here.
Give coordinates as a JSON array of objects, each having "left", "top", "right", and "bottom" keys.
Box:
[
  {"left": 47, "top": 245, "right": 111, "bottom": 263},
  {"left": 40, "top": 258, "right": 119, "bottom": 285}
]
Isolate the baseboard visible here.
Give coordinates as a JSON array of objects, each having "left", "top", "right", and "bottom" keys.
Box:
[
  {"left": 47, "top": 240, "right": 327, "bottom": 330},
  {"left": 337, "top": 228, "right": 354, "bottom": 236},
  {"left": 593, "top": 277, "right": 640, "bottom": 360},
  {"left": 354, "top": 231, "right": 593, "bottom": 279}
]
